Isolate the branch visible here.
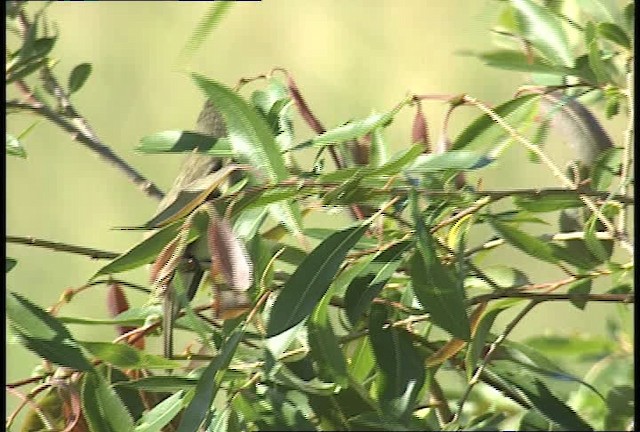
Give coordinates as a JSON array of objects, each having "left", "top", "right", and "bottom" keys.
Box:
[
  {"left": 452, "top": 300, "right": 539, "bottom": 423},
  {"left": 7, "top": 235, "right": 119, "bottom": 259},
  {"left": 10, "top": 10, "right": 164, "bottom": 201},
  {"left": 470, "top": 291, "right": 634, "bottom": 305},
  {"left": 7, "top": 100, "right": 164, "bottom": 200}
]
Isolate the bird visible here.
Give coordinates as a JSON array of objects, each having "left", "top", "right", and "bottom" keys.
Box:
[{"left": 150, "top": 99, "right": 228, "bottom": 360}]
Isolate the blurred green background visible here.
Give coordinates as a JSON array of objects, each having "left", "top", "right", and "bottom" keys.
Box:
[{"left": 6, "top": 0, "right": 630, "bottom": 419}]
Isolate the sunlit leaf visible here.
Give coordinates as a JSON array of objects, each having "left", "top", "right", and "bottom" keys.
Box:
[
  {"left": 453, "top": 94, "right": 539, "bottom": 151},
  {"left": 137, "top": 130, "right": 233, "bottom": 156},
  {"left": 192, "top": 73, "right": 303, "bottom": 238},
  {"left": 510, "top": 0, "right": 574, "bottom": 67},
  {"left": 406, "top": 150, "right": 494, "bottom": 172},
  {"left": 133, "top": 391, "right": 185, "bottom": 432},
  {"left": 489, "top": 218, "right": 558, "bottom": 264},
  {"left": 6, "top": 133, "right": 26, "bottom": 158},
  {"left": 81, "top": 341, "right": 180, "bottom": 369},
  {"left": 82, "top": 371, "right": 134, "bottom": 432},
  {"left": 477, "top": 50, "right": 573, "bottom": 75},
  {"left": 177, "top": 1, "right": 234, "bottom": 65}
]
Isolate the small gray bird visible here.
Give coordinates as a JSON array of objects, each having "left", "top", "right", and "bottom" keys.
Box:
[{"left": 152, "top": 99, "right": 227, "bottom": 359}]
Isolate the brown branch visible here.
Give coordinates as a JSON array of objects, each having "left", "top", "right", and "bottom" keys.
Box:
[
  {"left": 11, "top": 11, "right": 163, "bottom": 200},
  {"left": 7, "top": 100, "right": 164, "bottom": 200},
  {"left": 470, "top": 292, "right": 634, "bottom": 305},
  {"left": 7, "top": 235, "right": 119, "bottom": 259}
]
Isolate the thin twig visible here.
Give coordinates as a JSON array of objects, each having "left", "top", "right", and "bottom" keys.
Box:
[
  {"left": 464, "top": 231, "right": 615, "bottom": 256},
  {"left": 452, "top": 300, "right": 539, "bottom": 424},
  {"left": 470, "top": 291, "right": 633, "bottom": 306},
  {"left": 7, "top": 100, "right": 164, "bottom": 200},
  {"left": 463, "top": 95, "right": 634, "bottom": 255},
  {"left": 7, "top": 235, "right": 120, "bottom": 259},
  {"left": 617, "top": 61, "right": 634, "bottom": 235}
]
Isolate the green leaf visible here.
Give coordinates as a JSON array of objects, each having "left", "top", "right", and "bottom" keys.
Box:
[
  {"left": 344, "top": 241, "right": 411, "bottom": 325},
  {"left": 310, "top": 100, "right": 407, "bottom": 146},
  {"left": 266, "top": 223, "right": 368, "bottom": 337},
  {"left": 369, "top": 303, "right": 425, "bottom": 420},
  {"left": 82, "top": 371, "right": 135, "bottom": 432},
  {"left": 19, "top": 37, "right": 56, "bottom": 63},
  {"left": 347, "top": 337, "right": 375, "bottom": 382},
  {"left": 177, "top": 1, "right": 234, "bottom": 65},
  {"left": 584, "top": 214, "right": 610, "bottom": 262},
  {"left": 68, "top": 63, "right": 92, "bottom": 94},
  {"left": 568, "top": 279, "right": 592, "bottom": 310},
  {"left": 576, "top": 0, "right": 623, "bottom": 25},
  {"left": 192, "top": 73, "right": 303, "bottom": 237},
  {"left": 6, "top": 292, "right": 93, "bottom": 371},
  {"left": 6, "top": 133, "right": 26, "bottom": 158},
  {"left": 134, "top": 390, "right": 185, "bottom": 432},
  {"left": 453, "top": 94, "right": 539, "bottom": 151},
  {"left": 137, "top": 130, "right": 233, "bottom": 156},
  {"left": 308, "top": 284, "right": 349, "bottom": 387},
  {"left": 510, "top": 0, "right": 573, "bottom": 67},
  {"left": 465, "top": 299, "right": 522, "bottom": 380},
  {"left": 6, "top": 257, "right": 17, "bottom": 273},
  {"left": 489, "top": 218, "right": 559, "bottom": 264},
  {"left": 513, "top": 194, "right": 584, "bottom": 212},
  {"left": 523, "top": 334, "right": 616, "bottom": 359},
  {"left": 116, "top": 376, "right": 199, "bottom": 392},
  {"left": 406, "top": 150, "right": 494, "bottom": 172},
  {"left": 588, "top": 37, "right": 610, "bottom": 84},
  {"left": 369, "top": 126, "right": 388, "bottom": 167},
  {"left": 370, "top": 143, "right": 424, "bottom": 176},
  {"left": 490, "top": 362, "right": 593, "bottom": 431},
  {"left": 177, "top": 329, "right": 244, "bottom": 432},
  {"left": 92, "top": 219, "right": 184, "bottom": 278},
  {"left": 81, "top": 341, "right": 181, "bottom": 369},
  {"left": 477, "top": 50, "right": 573, "bottom": 75},
  {"left": 590, "top": 147, "right": 622, "bottom": 190},
  {"left": 410, "top": 192, "right": 470, "bottom": 340},
  {"left": 598, "top": 22, "right": 631, "bottom": 49}
]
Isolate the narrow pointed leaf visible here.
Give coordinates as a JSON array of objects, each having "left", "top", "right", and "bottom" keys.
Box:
[
  {"left": 510, "top": 0, "right": 574, "bottom": 67},
  {"left": 477, "top": 50, "right": 573, "bottom": 75},
  {"left": 406, "top": 150, "right": 494, "bottom": 172},
  {"left": 308, "top": 284, "right": 349, "bottom": 386},
  {"left": 116, "top": 376, "right": 199, "bottom": 392},
  {"left": 93, "top": 219, "right": 187, "bottom": 278},
  {"left": 134, "top": 390, "right": 185, "bottom": 432},
  {"left": 177, "top": 1, "right": 234, "bottom": 65},
  {"left": 137, "top": 130, "right": 233, "bottom": 156},
  {"left": 207, "top": 209, "right": 253, "bottom": 291},
  {"left": 410, "top": 192, "right": 470, "bottom": 340},
  {"left": 344, "top": 241, "right": 411, "bottom": 324},
  {"left": 311, "top": 101, "right": 406, "bottom": 145},
  {"left": 491, "top": 362, "right": 593, "bottom": 431},
  {"left": 489, "top": 218, "right": 559, "bottom": 264},
  {"left": 177, "top": 329, "right": 244, "bottom": 432},
  {"left": 82, "top": 372, "right": 134, "bottom": 432},
  {"left": 368, "top": 304, "right": 425, "bottom": 419},
  {"left": 81, "top": 341, "right": 180, "bottom": 369},
  {"left": 266, "top": 223, "right": 368, "bottom": 337},
  {"left": 453, "top": 94, "right": 539, "bottom": 151},
  {"left": 192, "top": 73, "right": 303, "bottom": 237},
  {"left": 7, "top": 292, "right": 93, "bottom": 371}
]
